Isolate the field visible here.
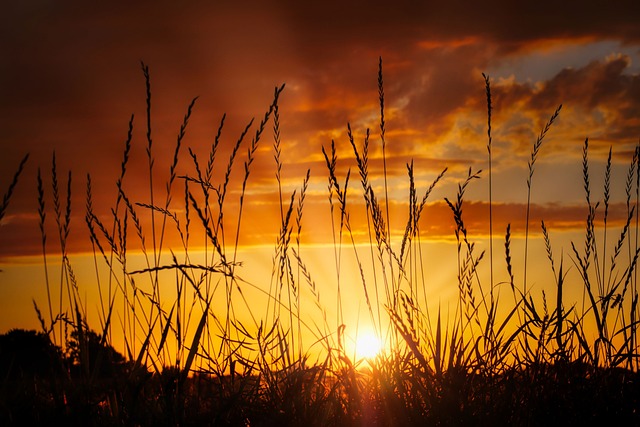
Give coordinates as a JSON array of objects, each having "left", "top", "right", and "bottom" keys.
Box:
[{"left": 1, "top": 61, "right": 639, "bottom": 425}]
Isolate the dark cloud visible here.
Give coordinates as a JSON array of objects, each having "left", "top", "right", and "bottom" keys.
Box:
[
  {"left": 527, "top": 55, "right": 639, "bottom": 111},
  {"left": 278, "top": 0, "right": 640, "bottom": 56},
  {"left": 482, "top": 55, "right": 640, "bottom": 157}
]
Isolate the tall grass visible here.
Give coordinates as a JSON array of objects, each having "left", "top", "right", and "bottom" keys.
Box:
[
  {"left": 0, "top": 152, "right": 28, "bottom": 274},
  {"left": 2, "top": 61, "right": 640, "bottom": 425},
  {"left": 0, "top": 153, "right": 29, "bottom": 225}
]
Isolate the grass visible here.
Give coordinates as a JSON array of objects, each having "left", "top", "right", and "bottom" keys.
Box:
[{"left": 1, "top": 59, "right": 640, "bottom": 425}]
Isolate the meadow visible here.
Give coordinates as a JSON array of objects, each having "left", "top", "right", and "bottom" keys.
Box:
[{"left": 1, "top": 60, "right": 639, "bottom": 425}]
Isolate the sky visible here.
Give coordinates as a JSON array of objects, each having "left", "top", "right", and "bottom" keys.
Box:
[{"left": 1, "top": 0, "right": 640, "bottom": 342}]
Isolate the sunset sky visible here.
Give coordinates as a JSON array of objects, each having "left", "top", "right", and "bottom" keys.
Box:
[{"left": 1, "top": 0, "right": 640, "bottom": 339}]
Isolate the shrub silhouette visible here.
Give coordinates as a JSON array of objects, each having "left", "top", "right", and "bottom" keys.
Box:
[
  {"left": 0, "top": 328, "right": 61, "bottom": 382},
  {"left": 66, "top": 328, "right": 128, "bottom": 379}
]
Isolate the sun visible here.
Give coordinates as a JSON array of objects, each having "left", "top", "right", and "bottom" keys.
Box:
[{"left": 354, "top": 331, "right": 383, "bottom": 360}]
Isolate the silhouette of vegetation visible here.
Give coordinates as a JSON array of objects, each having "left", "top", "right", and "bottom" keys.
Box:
[
  {"left": 1, "top": 61, "right": 640, "bottom": 425},
  {"left": 66, "top": 328, "right": 128, "bottom": 377},
  {"left": 0, "top": 328, "right": 61, "bottom": 381}
]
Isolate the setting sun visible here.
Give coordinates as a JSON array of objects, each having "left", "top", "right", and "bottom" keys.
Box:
[{"left": 355, "top": 331, "right": 383, "bottom": 360}]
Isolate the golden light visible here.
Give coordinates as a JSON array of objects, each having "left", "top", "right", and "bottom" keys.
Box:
[{"left": 354, "top": 331, "right": 383, "bottom": 360}]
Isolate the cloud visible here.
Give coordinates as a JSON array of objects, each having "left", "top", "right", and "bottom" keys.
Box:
[
  {"left": 1, "top": 1, "right": 640, "bottom": 260},
  {"left": 481, "top": 55, "right": 640, "bottom": 163},
  {"left": 277, "top": 0, "right": 640, "bottom": 47}
]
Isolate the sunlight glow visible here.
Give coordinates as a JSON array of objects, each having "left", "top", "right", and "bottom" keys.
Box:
[{"left": 355, "top": 332, "right": 382, "bottom": 360}]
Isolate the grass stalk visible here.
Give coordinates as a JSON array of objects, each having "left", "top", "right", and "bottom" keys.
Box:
[
  {"left": 523, "top": 104, "right": 562, "bottom": 296},
  {"left": 483, "top": 73, "right": 494, "bottom": 300}
]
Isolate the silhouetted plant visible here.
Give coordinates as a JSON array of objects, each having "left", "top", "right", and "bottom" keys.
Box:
[{"left": 1, "top": 60, "right": 639, "bottom": 425}]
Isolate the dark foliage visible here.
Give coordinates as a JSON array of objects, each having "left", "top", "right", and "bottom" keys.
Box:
[{"left": 1, "top": 331, "right": 639, "bottom": 427}]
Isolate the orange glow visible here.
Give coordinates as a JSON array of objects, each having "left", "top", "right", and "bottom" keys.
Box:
[
  {"left": 354, "top": 331, "right": 383, "bottom": 360},
  {"left": 416, "top": 36, "right": 481, "bottom": 50}
]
